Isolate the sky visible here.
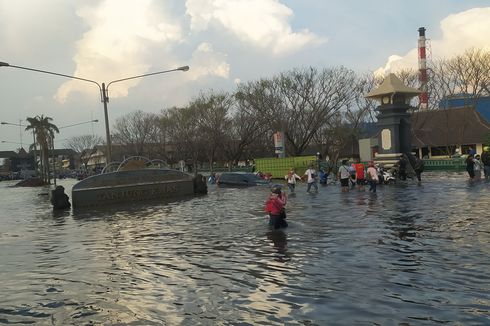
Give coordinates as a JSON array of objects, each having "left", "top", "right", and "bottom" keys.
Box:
[{"left": 1, "top": 0, "right": 490, "bottom": 151}]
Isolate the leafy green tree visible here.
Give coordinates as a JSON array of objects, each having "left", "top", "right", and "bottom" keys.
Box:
[{"left": 25, "top": 115, "right": 59, "bottom": 183}]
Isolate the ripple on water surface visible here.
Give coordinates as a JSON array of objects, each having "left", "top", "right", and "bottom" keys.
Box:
[{"left": 0, "top": 174, "right": 489, "bottom": 324}]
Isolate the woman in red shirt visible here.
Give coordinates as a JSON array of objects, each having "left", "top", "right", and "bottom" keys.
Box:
[{"left": 265, "top": 187, "right": 288, "bottom": 229}]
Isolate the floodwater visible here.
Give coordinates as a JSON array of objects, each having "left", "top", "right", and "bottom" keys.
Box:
[{"left": 0, "top": 172, "right": 489, "bottom": 325}]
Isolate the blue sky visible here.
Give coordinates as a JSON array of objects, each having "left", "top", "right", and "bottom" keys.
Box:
[{"left": 1, "top": 0, "right": 489, "bottom": 151}]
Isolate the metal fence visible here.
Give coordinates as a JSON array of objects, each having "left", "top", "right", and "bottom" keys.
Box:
[
  {"left": 423, "top": 158, "right": 466, "bottom": 171},
  {"left": 198, "top": 157, "right": 467, "bottom": 177}
]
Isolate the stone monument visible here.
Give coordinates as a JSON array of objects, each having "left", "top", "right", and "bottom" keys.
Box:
[{"left": 365, "top": 73, "right": 421, "bottom": 166}]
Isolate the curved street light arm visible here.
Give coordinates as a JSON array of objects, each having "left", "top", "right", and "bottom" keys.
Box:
[
  {"left": 1, "top": 121, "right": 26, "bottom": 127},
  {"left": 1, "top": 63, "right": 102, "bottom": 90},
  {"left": 106, "top": 66, "right": 189, "bottom": 90},
  {"left": 59, "top": 119, "right": 99, "bottom": 129},
  {"left": 0, "top": 62, "right": 103, "bottom": 101}
]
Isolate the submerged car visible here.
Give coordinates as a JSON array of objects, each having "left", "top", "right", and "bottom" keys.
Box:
[{"left": 216, "top": 172, "right": 270, "bottom": 186}]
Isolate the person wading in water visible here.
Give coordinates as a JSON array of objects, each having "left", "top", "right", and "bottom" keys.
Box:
[
  {"left": 265, "top": 186, "right": 288, "bottom": 229},
  {"left": 285, "top": 168, "right": 301, "bottom": 193}
]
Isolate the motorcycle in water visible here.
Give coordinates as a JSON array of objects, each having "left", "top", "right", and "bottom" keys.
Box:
[{"left": 377, "top": 167, "right": 396, "bottom": 184}]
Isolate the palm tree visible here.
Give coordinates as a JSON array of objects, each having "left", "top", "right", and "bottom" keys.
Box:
[{"left": 25, "top": 115, "right": 59, "bottom": 184}]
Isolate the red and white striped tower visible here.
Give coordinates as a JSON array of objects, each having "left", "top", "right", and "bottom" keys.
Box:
[{"left": 418, "top": 27, "right": 428, "bottom": 110}]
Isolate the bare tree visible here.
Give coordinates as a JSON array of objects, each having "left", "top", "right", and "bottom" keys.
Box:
[
  {"left": 230, "top": 80, "right": 281, "bottom": 161},
  {"left": 164, "top": 106, "right": 204, "bottom": 175},
  {"left": 150, "top": 111, "right": 172, "bottom": 163},
  {"left": 64, "top": 134, "right": 104, "bottom": 169},
  {"left": 314, "top": 111, "right": 358, "bottom": 165},
  {"left": 112, "top": 110, "right": 160, "bottom": 157},
  {"left": 64, "top": 134, "right": 104, "bottom": 154},
  {"left": 235, "top": 67, "right": 358, "bottom": 156},
  {"left": 396, "top": 68, "right": 419, "bottom": 88},
  {"left": 189, "top": 91, "right": 233, "bottom": 171},
  {"left": 219, "top": 91, "right": 269, "bottom": 167},
  {"left": 276, "top": 66, "right": 357, "bottom": 155},
  {"left": 414, "top": 48, "right": 490, "bottom": 153},
  {"left": 429, "top": 48, "right": 490, "bottom": 109},
  {"left": 349, "top": 72, "right": 382, "bottom": 124}
]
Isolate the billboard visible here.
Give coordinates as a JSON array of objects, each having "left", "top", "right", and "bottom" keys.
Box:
[{"left": 273, "top": 131, "right": 285, "bottom": 157}]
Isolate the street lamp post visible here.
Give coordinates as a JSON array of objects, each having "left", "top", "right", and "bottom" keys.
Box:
[
  {"left": 0, "top": 62, "right": 189, "bottom": 163},
  {"left": 18, "top": 119, "right": 23, "bottom": 148}
]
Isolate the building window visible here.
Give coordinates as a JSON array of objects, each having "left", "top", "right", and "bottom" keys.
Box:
[
  {"left": 430, "top": 146, "right": 456, "bottom": 156},
  {"left": 461, "top": 144, "right": 477, "bottom": 155}
]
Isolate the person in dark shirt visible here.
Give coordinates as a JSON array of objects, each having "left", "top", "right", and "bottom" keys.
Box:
[
  {"left": 51, "top": 186, "right": 71, "bottom": 210},
  {"left": 414, "top": 157, "right": 425, "bottom": 183},
  {"left": 481, "top": 147, "right": 490, "bottom": 180},
  {"left": 397, "top": 154, "right": 408, "bottom": 181}
]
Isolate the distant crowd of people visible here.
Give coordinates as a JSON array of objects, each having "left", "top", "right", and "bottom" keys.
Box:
[
  {"left": 283, "top": 154, "right": 425, "bottom": 195},
  {"left": 466, "top": 146, "right": 490, "bottom": 181},
  {"left": 208, "top": 149, "right": 489, "bottom": 230},
  {"left": 265, "top": 154, "right": 427, "bottom": 229}
]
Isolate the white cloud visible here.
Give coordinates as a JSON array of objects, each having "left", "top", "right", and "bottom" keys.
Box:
[
  {"left": 187, "top": 42, "right": 230, "bottom": 80},
  {"left": 55, "top": 0, "right": 184, "bottom": 102},
  {"left": 2, "top": 0, "right": 322, "bottom": 109},
  {"left": 185, "top": 0, "right": 326, "bottom": 55},
  {"left": 376, "top": 7, "right": 490, "bottom": 76},
  {"left": 53, "top": 0, "right": 237, "bottom": 104},
  {"left": 437, "top": 7, "right": 490, "bottom": 53},
  {"left": 375, "top": 53, "right": 416, "bottom": 76}
]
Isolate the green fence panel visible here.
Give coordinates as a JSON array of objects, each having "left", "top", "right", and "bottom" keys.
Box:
[
  {"left": 200, "top": 158, "right": 466, "bottom": 176},
  {"left": 255, "top": 156, "right": 317, "bottom": 179},
  {"left": 423, "top": 159, "right": 465, "bottom": 171},
  {"left": 253, "top": 157, "right": 466, "bottom": 177},
  {"left": 198, "top": 166, "right": 253, "bottom": 173}
]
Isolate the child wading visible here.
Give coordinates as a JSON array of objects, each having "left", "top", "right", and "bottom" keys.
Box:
[
  {"left": 285, "top": 168, "right": 301, "bottom": 193},
  {"left": 265, "top": 186, "right": 288, "bottom": 229}
]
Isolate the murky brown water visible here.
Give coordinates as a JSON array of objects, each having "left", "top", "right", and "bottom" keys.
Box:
[{"left": 1, "top": 172, "right": 489, "bottom": 325}]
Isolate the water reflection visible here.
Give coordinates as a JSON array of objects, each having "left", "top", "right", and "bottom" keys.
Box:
[
  {"left": 266, "top": 230, "right": 289, "bottom": 262},
  {"left": 0, "top": 173, "right": 489, "bottom": 324}
]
